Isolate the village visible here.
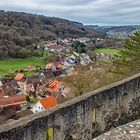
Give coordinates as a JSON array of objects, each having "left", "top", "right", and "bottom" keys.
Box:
[{"left": 0, "top": 37, "right": 113, "bottom": 125}]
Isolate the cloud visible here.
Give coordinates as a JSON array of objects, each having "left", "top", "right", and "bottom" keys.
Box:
[{"left": 0, "top": 0, "right": 140, "bottom": 25}]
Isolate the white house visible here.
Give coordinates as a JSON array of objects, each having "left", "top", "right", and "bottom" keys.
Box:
[
  {"left": 32, "top": 101, "right": 45, "bottom": 113},
  {"left": 32, "top": 96, "right": 57, "bottom": 113}
]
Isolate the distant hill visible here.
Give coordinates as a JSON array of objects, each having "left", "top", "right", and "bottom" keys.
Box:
[
  {"left": 0, "top": 11, "right": 106, "bottom": 40},
  {"left": 87, "top": 25, "right": 140, "bottom": 37},
  {"left": 0, "top": 10, "right": 106, "bottom": 58}
]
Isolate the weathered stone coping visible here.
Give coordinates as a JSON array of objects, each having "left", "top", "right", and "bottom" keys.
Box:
[
  {"left": 93, "top": 119, "right": 140, "bottom": 140},
  {"left": 0, "top": 73, "right": 140, "bottom": 133}
]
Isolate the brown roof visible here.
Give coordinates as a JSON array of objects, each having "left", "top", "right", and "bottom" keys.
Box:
[
  {"left": 0, "top": 95, "right": 27, "bottom": 108},
  {"left": 16, "top": 109, "right": 33, "bottom": 119},
  {"left": 0, "top": 107, "right": 16, "bottom": 122}
]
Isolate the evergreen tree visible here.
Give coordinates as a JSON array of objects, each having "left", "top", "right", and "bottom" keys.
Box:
[
  {"left": 72, "top": 41, "right": 86, "bottom": 53},
  {"left": 115, "top": 31, "right": 140, "bottom": 73}
]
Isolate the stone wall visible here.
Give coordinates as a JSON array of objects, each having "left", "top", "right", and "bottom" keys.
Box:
[{"left": 0, "top": 73, "right": 140, "bottom": 140}]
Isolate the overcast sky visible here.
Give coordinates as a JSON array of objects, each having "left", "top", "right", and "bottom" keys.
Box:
[{"left": 0, "top": 0, "right": 140, "bottom": 25}]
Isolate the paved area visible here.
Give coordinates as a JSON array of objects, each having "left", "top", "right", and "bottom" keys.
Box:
[{"left": 94, "top": 119, "right": 140, "bottom": 140}]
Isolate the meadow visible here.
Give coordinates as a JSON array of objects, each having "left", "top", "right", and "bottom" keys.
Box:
[
  {"left": 95, "top": 48, "right": 119, "bottom": 55},
  {"left": 0, "top": 57, "right": 45, "bottom": 76}
]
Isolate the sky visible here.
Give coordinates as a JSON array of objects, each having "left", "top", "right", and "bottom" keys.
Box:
[{"left": 0, "top": 0, "right": 140, "bottom": 25}]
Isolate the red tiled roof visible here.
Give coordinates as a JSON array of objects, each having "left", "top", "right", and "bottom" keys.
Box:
[
  {"left": 14, "top": 73, "right": 25, "bottom": 81},
  {"left": 46, "top": 80, "right": 63, "bottom": 93},
  {"left": 46, "top": 63, "right": 54, "bottom": 69},
  {"left": 54, "top": 61, "right": 64, "bottom": 69},
  {"left": 0, "top": 95, "right": 27, "bottom": 108},
  {"left": 39, "top": 96, "right": 57, "bottom": 109}
]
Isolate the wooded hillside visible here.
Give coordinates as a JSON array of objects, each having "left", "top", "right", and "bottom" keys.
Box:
[{"left": 0, "top": 11, "right": 106, "bottom": 59}]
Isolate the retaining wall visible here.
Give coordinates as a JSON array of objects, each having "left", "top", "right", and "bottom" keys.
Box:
[{"left": 0, "top": 73, "right": 140, "bottom": 140}]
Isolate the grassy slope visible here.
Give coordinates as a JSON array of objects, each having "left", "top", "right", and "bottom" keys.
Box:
[
  {"left": 0, "top": 57, "right": 45, "bottom": 76},
  {"left": 95, "top": 48, "right": 119, "bottom": 55}
]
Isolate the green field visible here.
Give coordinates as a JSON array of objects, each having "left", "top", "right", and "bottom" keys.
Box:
[
  {"left": 0, "top": 57, "right": 45, "bottom": 76},
  {"left": 95, "top": 48, "right": 119, "bottom": 55}
]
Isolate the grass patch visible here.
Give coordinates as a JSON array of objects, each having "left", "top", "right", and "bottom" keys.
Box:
[
  {"left": 95, "top": 48, "right": 119, "bottom": 55},
  {"left": 24, "top": 71, "right": 37, "bottom": 77},
  {"left": 0, "top": 57, "right": 45, "bottom": 76}
]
